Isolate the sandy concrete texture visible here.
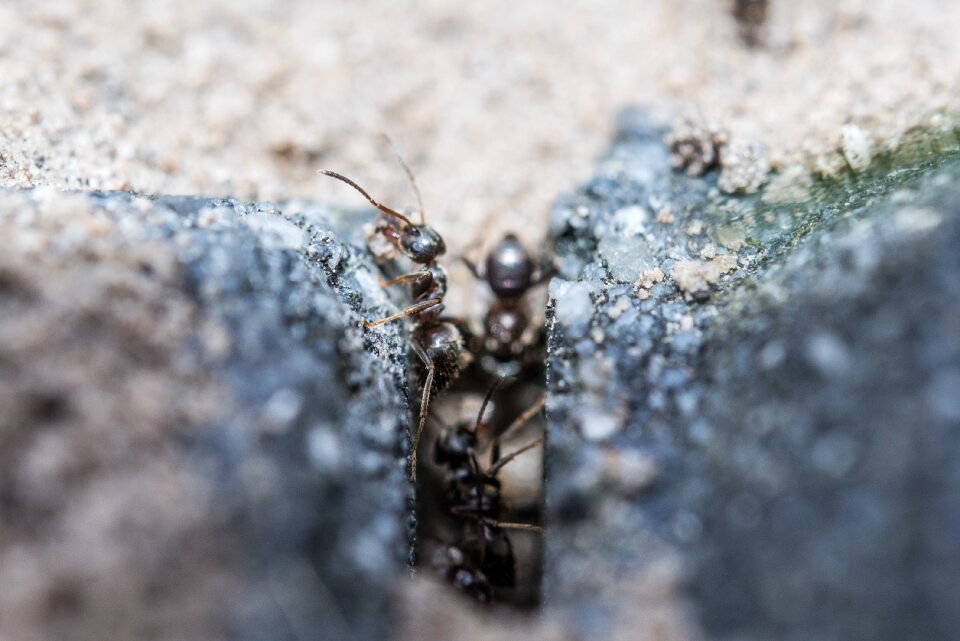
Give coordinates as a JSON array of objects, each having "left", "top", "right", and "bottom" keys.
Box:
[{"left": 1, "top": 0, "right": 958, "bottom": 300}]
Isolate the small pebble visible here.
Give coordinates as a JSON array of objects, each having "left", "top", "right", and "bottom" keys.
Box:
[{"left": 841, "top": 124, "right": 874, "bottom": 172}]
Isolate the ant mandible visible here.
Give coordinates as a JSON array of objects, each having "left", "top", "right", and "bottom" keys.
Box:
[{"left": 318, "top": 140, "right": 467, "bottom": 481}]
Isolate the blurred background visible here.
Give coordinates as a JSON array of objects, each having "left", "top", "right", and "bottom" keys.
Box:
[{"left": 2, "top": 0, "right": 958, "bottom": 271}]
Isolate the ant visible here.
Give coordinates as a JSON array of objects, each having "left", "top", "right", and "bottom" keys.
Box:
[
  {"left": 462, "top": 234, "right": 555, "bottom": 379},
  {"left": 431, "top": 380, "right": 545, "bottom": 602},
  {"left": 318, "top": 140, "right": 467, "bottom": 481},
  {"left": 733, "top": 0, "right": 768, "bottom": 46}
]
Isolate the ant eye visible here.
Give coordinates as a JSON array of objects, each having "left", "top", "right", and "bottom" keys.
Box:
[{"left": 401, "top": 225, "right": 446, "bottom": 262}]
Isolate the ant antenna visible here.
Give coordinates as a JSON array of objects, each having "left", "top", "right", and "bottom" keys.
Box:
[
  {"left": 317, "top": 169, "right": 414, "bottom": 227},
  {"left": 382, "top": 134, "right": 426, "bottom": 225}
]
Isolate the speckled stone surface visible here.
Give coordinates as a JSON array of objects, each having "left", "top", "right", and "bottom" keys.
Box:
[
  {"left": 0, "top": 188, "right": 410, "bottom": 641},
  {"left": 544, "top": 109, "right": 960, "bottom": 641}
]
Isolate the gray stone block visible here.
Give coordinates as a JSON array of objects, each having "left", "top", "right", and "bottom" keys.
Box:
[
  {"left": 545, "top": 109, "right": 960, "bottom": 641},
  {"left": 0, "top": 188, "right": 410, "bottom": 641}
]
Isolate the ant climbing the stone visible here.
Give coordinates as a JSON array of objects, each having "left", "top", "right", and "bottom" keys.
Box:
[
  {"left": 431, "top": 379, "right": 546, "bottom": 602},
  {"left": 462, "top": 233, "right": 555, "bottom": 379},
  {"left": 318, "top": 139, "right": 467, "bottom": 481}
]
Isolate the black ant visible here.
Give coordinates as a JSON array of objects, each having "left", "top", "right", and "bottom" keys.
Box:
[
  {"left": 431, "top": 380, "right": 545, "bottom": 602},
  {"left": 318, "top": 141, "right": 467, "bottom": 481},
  {"left": 733, "top": 0, "right": 768, "bottom": 46},
  {"left": 462, "top": 233, "right": 555, "bottom": 379}
]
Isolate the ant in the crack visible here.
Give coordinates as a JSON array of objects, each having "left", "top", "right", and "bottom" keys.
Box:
[
  {"left": 431, "top": 380, "right": 546, "bottom": 602},
  {"left": 462, "top": 234, "right": 555, "bottom": 379},
  {"left": 318, "top": 139, "right": 467, "bottom": 481}
]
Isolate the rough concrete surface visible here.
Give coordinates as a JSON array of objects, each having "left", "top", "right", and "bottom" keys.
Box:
[
  {"left": 545, "top": 110, "right": 960, "bottom": 641},
  {"left": 0, "top": 188, "right": 410, "bottom": 641}
]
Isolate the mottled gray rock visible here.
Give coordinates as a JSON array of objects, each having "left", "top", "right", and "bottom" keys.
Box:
[
  {"left": 0, "top": 188, "right": 410, "bottom": 641},
  {"left": 545, "top": 109, "right": 960, "bottom": 641}
]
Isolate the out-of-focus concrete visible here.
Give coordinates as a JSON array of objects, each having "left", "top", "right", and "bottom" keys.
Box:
[
  {"left": 544, "top": 109, "right": 960, "bottom": 641},
  {"left": 0, "top": 188, "right": 411, "bottom": 641},
  {"left": 1, "top": 0, "right": 958, "bottom": 310}
]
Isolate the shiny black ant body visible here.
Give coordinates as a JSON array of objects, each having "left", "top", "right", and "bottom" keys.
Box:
[
  {"left": 319, "top": 144, "right": 467, "bottom": 481},
  {"left": 430, "top": 382, "right": 545, "bottom": 602},
  {"left": 463, "top": 234, "right": 554, "bottom": 379}
]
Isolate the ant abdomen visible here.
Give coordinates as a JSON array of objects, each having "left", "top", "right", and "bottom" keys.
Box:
[
  {"left": 412, "top": 321, "right": 466, "bottom": 392},
  {"left": 476, "top": 529, "right": 516, "bottom": 588}
]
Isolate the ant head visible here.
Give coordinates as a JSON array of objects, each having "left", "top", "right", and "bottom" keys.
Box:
[
  {"left": 400, "top": 224, "right": 446, "bottom": 263},
  {"left": 318, "top": 169, "right": 445, "bottom": 262},
  {"left": 435, "top": 423, "right": 477, "bottom": 465},
  {"left": 485, "top": 233, "right": 533, "bottom": 299}
]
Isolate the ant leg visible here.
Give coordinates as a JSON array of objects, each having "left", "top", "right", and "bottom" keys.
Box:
[
  {"left": 481, "top": 518, "right": 543, "bottom": 533},
  {"left": 449, "top": 506, "right": 544, "bottom": 533},
  {"left": 363, "top": 298, "right": 441, "bottom": 328},
  {"left": 530, "top": 261, "right": 558, "bottom": 288},
  {"left": 471, "top": 377, "right": 505, "bottom": 439},
  {"left": 486, "top": 433, "right": 545, "bottom": 476},
  {"left": 488, "top": 393, "right": 545, "bottom": 451},
  {"left": 410, "top": 340, "right": 436, "bottom": 482},
  {"left": 529, "top": 248, "right": 559, "bottom": 288},
  {"left": 461, "top": 255, "right": 484, "bottom": 281},
  {"left": 378, "top": 270, "right": 432, "bottom": 289}
]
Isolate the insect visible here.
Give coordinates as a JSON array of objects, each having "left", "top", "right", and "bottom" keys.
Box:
[
  {"left": 318, "top": 142, "right": 467, "bottom": 481},
  {"left": 462, "top": 233, "right": 554, "bottom": 379},
  {"left": 431, "top": 381, "right": 546, "bottom": 602},
  {"left": 732, "top": 0, "right": 768, "bottom": 46}
]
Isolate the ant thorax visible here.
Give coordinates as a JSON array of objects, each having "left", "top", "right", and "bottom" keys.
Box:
[{"left": 412, "top": 263, "right": 448, "bottom": 302}]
